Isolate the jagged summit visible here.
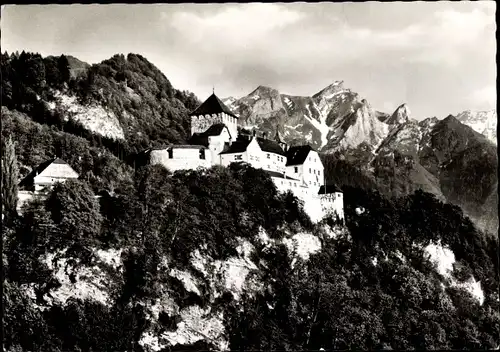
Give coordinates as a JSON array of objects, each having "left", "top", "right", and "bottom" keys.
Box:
[
  {"left": 386, "top": 103, "right": 411, "bottom": 125},
  {"left": 313, "top": 80, "right": 345, "bottom": 99},
  {"left": 251, "top": 85, "right": 279, "bottom": 95},
  {"left": 442, "top": 114, "right": 460, "bottom": 124}
]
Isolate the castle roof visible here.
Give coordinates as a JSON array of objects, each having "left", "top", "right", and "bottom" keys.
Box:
[
  {"left": 285, "top": 145, "right": 315, "bottom": 166},
  {"left": 19, "top": 157, "right": 78, "bottom": 189},
  {"left": 163, "top": 145, "right": 207, "bottom": 150},
  {"left": 265, "top": 170, "right": 299, "bottom": 181},
  {"left": 189, "top": 93, "right": 238, "bottom": 118},
  {"left": 318, "top": 184, "right": 342, "bottom": 194},
  {"left": 189, "top": 123, "right": 231, "bottom": 147},
  {"left": 219, "top": 136, "right": 285, "bottom": 156},
  {"left": 219, "top": 139, "right": 251, "bottom": 155},
  {"left": 256, "top": 137, "right": 286, "bottom": 156}
]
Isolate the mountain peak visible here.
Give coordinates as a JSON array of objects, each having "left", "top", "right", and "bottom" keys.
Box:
[
  {"left": 386, "top": 103, "right": 411, "bottom": 125},
  {"left": 253, "top": 85, "right": 277, "bottom": 93},
  {"left": 313, "top": 81, "right": 346, "bottom": 100},
  {"left": 443, "top": 114, "right": 458, "bottom": 123}
]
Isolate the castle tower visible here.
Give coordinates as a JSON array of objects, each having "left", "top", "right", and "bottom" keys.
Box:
[{"left": 189, "top": 92, "right": 238, "bottom": 139}]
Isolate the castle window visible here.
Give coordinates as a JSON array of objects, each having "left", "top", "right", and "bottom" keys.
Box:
[
  {"left": 267, "top": 154, "right": 270, "bottom": 159},
  {"left": 294, "top": 167, "right": 298, "bottom": 173},
  {"left": 234, "top": 154, "right": 243, "bottom": 160},
  {"left": 309, "top": 168, "right": 311, "bottom": 173},
  {"left": 168, "top": 149, "right": 173, "bottom": 159},
  {"left": 199, "top": 149, "right": 205, "bottom": 159}
]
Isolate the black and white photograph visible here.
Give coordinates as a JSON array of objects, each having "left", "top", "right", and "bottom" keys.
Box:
[{"left": 1, "top": 2, "right": 498, "bottom": 351}]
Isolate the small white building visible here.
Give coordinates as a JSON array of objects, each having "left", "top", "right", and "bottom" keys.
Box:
[
  {"left": 19, "top": 157, "right": 79, "bottom": 193},
  {"left": 148, "top": 145, "right": 212, "bottom": 173},
  {"left": 17, "top": 157, "right": 79, "bottom": 212}
]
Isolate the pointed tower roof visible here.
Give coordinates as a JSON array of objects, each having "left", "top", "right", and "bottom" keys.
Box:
[{"left": 189, "top": 93, "right": 238, "bottom": 118}]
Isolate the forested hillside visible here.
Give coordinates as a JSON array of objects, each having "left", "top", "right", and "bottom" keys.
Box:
[
  {"left": 2, "top": 162, "right": 499, "bottom": 351},
  {"left": 1, "top": 51, "right": 200, "bottom": 166}
]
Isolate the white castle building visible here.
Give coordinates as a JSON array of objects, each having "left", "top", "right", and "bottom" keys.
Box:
[{"left": 145, "top": 92, "right": 344, "bottom": 222}]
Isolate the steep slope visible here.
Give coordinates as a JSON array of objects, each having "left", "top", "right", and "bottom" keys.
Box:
[
  {"left": 371, "top": 114, "right": 498, "bottom": 236},
  {"left": 324, "top": 98, "right": 389, "bottom": 154},
  {"left": 456, "top": 109, "right": 497, "bottom": 144},
  {"left": 420, "top": 115, "right": 498, "bottom": 235}
]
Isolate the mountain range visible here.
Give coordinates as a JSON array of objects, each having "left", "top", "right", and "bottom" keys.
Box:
[{"left": 223, "top": 83, "right": 498, "bottom": 236}]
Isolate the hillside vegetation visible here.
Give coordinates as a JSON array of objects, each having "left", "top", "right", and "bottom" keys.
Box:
[
  {"left": 3, "top": 163, "right": 499, "bottom": 351},
  {"left": 1, "top": 51, "right": 200, "bottom": 165}
]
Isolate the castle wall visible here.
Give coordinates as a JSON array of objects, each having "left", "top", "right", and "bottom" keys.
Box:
[
  {"left": 191, "top": 112, "right": 238, "bottom": 140},
  {"left": 285, "top": 164, "right": 304, "bottom": 184},
  {"left": 220, "top": 138, "right": 262, "bottom": 169},
  {"left": 208, "top": 128, "right": 232, "bottom": 165},
  {"left": 191, "top": 113, "right": 223, "bottom": 136},
  {"left": 273, "top": 176, "right": 303, "bottom": 196},
  {"left": 150, "top": 148, "right": 212, "bottom": 173},
  {"left": 318, "top": 192, "right": 344, "bottom": 220},
  {"left": 261, "top": 151, "right": 286, "bottom": 174},
  {"left": 221, "top": 112, "right": 238, "bottom": 139},
  {"left": 300, "top": 150, "right": 324, "bottom": 189}
]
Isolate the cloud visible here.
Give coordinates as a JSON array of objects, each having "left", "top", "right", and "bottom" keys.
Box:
[
  {"left": 334, "top": 7, "right": 495, "bottom": 66},
  {"left": 165, "top": 4, "right": 304, "bottom": 50},
  {"left": 469, "top": 85, "right": 496, "bottom": 107},
  {"left": 382, "top": 101, "right": 397, "bottom": 113}
]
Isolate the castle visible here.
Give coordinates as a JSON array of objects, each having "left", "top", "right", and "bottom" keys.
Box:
[{"left": 145, "top": 92, "right": 344, "bottom": 222}]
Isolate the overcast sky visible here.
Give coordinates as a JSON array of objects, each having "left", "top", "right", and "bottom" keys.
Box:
[{"left": 1, "top": 2, "right": 496, "bottom": 120}]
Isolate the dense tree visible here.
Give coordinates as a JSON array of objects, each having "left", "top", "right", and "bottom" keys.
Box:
[
  {"left": 44, "top": 179, "right": 102, "bottom": 261},
  {"left": 1, "top": 136, "right": 19, "bottom": 223}
]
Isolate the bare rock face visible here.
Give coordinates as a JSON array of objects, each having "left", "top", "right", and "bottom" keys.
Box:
[
  {"left": 325, "top": 98, "right": 389, "bottom": 152},
  {"left": 386, "top": 103, "right": 411, "bottom": 126},
  {"left": 456, "top": 109, "right": 497, "bottom": 145},
  {"left": 224, "top": 81, "right": 366, "bottom": 151},
  {"left": 228, "top": 86, "right": 284, "bottom": 128}
]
